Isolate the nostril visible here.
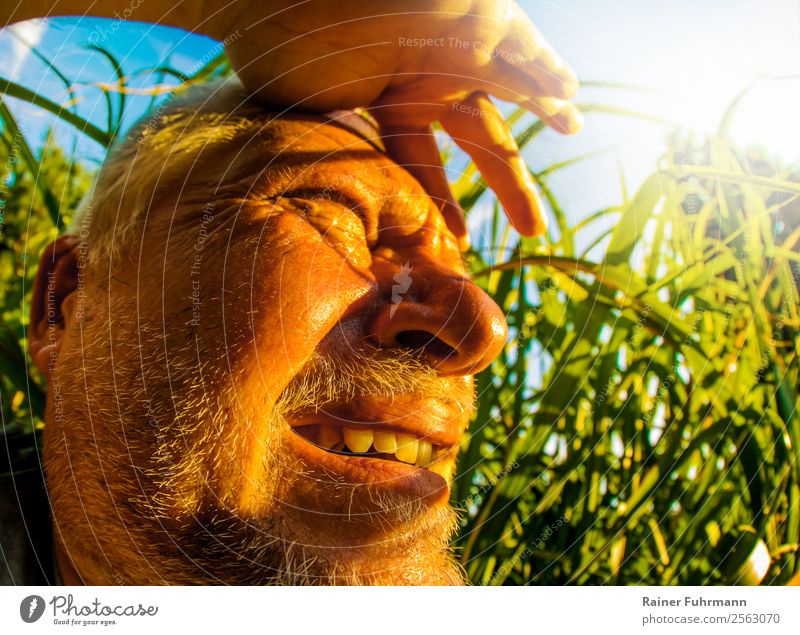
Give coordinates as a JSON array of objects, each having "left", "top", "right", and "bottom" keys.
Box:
[
  {"left": 394, "top": 330, "right": 458, "bottom": 361},
  {"left": 367, "top": 273, "right": 507, "bottom": 375}
]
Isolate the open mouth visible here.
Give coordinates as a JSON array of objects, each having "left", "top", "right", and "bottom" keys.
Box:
[
  {"left": 292, "top": 423, "right": 449, "bottom": 472},
  {"left": 285, "top": 394, "right": 465, "bottom": 492}
]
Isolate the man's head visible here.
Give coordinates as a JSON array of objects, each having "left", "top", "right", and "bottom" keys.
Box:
[{"left": 28, "top": 80, "right": 508, "bottom": 585}]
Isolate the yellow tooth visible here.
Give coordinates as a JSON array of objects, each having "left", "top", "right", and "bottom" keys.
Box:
[
  {"left": 317, "top": 426, "right": 343, "bottom": 450},
  {"left": 416, "top": 441, "right": 433, "bottom": 467},
  {"left": 343, "top": 428, "right": 374, "bottom": 453},
  {"left": 373, "top": 431, "right": 397, "bottom": 454},
  {"left": 395, "top": 434, "right": 419, "bottom": 464}
]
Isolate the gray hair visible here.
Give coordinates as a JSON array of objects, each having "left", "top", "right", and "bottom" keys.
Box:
[{"left": 69, "top": 77, "right": 267, "bottom": 268}]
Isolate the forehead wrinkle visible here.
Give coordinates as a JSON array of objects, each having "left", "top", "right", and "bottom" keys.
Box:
[
  {"left": 266, "top": 129, "right": 429, "bottom": 207},
  {"left": 230, "top": 140, "right": 397, "bottom": 206}
]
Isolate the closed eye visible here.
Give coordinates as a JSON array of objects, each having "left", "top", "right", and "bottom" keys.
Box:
[
  {"left": 272, "top": 187, "right": 377, "bottom": 245},
  {"left": 278, "top": 188, "right": 366, "bottom": 215}
]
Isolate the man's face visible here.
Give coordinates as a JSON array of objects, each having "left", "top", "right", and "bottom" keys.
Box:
[{"left": 42, "top": 111, "right": 507, "bottom": 584}]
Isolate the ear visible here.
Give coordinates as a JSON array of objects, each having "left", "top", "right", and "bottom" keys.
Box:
[{"left": 29, "top": 235, "right": 80, "bottom": 378}]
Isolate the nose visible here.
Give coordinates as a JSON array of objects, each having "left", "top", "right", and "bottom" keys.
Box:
[{"left": 367, "top": 251, "right": 508, "bottom": 375}]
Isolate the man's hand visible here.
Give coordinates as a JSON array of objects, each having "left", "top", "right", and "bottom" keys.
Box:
[
  {"left": 2, "top": 0, "right": 581, "bottom": 245},
  {"left": 217, "top": 0, "right": 581, "bottom": 245}
]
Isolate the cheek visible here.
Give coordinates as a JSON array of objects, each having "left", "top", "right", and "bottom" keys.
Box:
[
  {"left": 203, "top": 212, "right": 378, "bottom": 511},
  {"left": 145, "top": 210, "right": 378, "bottom": 512},
  {"left": 224, "top": 210, "right": 378, "bottom": 399}
]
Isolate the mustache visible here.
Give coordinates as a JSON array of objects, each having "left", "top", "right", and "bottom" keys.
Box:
[{"left": 275, "top": 346, "right": 476, "bottom": 418}]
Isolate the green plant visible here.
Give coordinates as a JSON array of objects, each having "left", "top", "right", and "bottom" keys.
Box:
[{"left": 453, "top": 103, "right": 799, "bottom": 585}]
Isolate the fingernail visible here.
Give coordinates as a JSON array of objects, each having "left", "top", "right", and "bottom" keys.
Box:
[
  {"left": 523, "top": 177, "right": 548, "bottom": 236},
  {"left": 539, "top": 97, "right": 566, "bottom": 117},
  {"left": 554, "top": 107, "right": 584, "bottom": 135},
  {"left": 566, "top": 107, "right": 584, "bottom": 134},
  {"left": 517, "top": 158, "right": 539, "bottom": 191},
  {"left": 529, "top": 193, "right": 548, "bottom": 236},
  {"left": 562, "top": 75, "right": 580, "bottom": 100}
]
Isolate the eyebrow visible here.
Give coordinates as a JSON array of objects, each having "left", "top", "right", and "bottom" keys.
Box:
[{"left": 277, "top": 185, "right": 366, "bottom": 213}]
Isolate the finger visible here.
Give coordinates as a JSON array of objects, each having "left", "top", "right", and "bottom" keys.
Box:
[
  {"left": 448, "top": 72, "right": 583, "bottom": 136},
  {"left": 375, "top": 120, "right": 470, "bottom": 250},
  {"left": 453, "top": 39, "right": 582, "bottom": 135},
  {"left": 440, "top": 92, "right": 546, "bottom": 236},
  {"left": 461, "top": 78, "right": 584, "bottom": 136},
  {"left": 525, "top": 97, "right": 584, "bottom": 135},
  {"left": 371, "top": 72, "right": 582, "bottom": 137},
  {"left": 459, "top": 1, "right": 578, "bottom": 100},
  {"left": 500, "top": 2, "right": 580, "bottom": 99}
]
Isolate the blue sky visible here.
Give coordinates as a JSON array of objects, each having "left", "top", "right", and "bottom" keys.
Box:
[
  {"left": 0, "top": 17, "right": 221, "bottom": 163},
  {"left": 1, "top": 1, "right": 799, "bottom": 238}
]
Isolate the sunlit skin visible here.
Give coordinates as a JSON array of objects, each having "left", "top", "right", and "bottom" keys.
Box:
[{"left": 27, "top": 87, "right": 508, "bottom": 584}]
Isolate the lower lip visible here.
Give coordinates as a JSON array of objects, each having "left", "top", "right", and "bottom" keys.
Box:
[{"left": 287, "top": 432, "right": 450, "bottom": 502}]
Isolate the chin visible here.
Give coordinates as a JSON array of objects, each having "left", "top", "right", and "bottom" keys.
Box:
[{"left": 172, "top": 471, "right": 463, "bottom": 585}]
